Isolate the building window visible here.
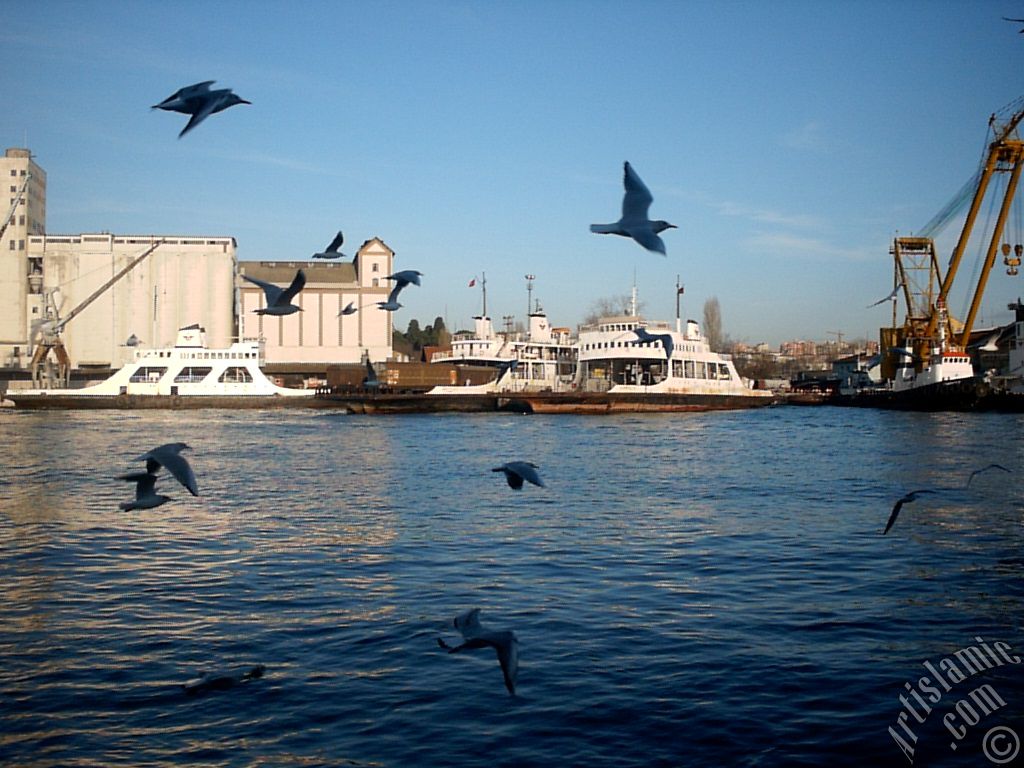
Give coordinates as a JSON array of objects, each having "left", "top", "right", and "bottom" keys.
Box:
[
  {"left": 372, "top": 262, "right": 379, "bottom": 272},
  {"left": 9, "top": 186, "right": 14, "bottom": 193},
  {"left": 372, "top": 278, "right": 379, "bottom": 287},
  {"left": 8, "top": 170, "right": 14, "bottom": 177},
  {"left": 8, "top": 240, "right": 14, "bottom": 250}
]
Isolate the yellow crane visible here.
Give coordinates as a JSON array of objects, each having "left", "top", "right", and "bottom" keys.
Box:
[{"left": 882, "top": 99, "right": 1024, "bottom": 377}]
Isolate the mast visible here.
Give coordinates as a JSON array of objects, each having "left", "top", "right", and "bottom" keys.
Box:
[{"left": 481, "top": 271, "right": 487, "bottom": 317}]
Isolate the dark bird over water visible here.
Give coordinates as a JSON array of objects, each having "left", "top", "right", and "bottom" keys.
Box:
[
  {"left": 438, "top": 608, "right": 519, "bottom": 695},
  {"left": 591, "top": 162, "right": 677, "bottom": 255},
  {"left": 151, "top": 81, "right": 251, "bottom": 138},
  {"left": 312, "top": 231, "right": 349, "bottom": 260},
  {"left": 883, "top": 463, "right": 1011, "bottom": 534},
  {"left": 492, "top": 461, "right": 545, "bottom": 490},
  {"left": 135, "top": 442, "right": 199, "bottom": 497},
  {"left": 118, "top": 471, "right": 173, "bottom": 511},
  {"left": 182, "top": 665, "right": 265, "bottom": 696},
  {"left": 243, "top": 269, "right": 306, "bottom": 315}
]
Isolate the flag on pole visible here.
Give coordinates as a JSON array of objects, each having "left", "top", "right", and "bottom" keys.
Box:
[
  {"left": 677, "top": 285, "right": 685, "bottom": 295},
  {"left": 468, "top": 278, "right": 476, "bottom": 287}
]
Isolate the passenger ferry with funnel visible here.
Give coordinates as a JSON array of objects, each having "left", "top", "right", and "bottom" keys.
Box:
[{"left": 8, "top": 324, "right": 317, "bottom": 409}]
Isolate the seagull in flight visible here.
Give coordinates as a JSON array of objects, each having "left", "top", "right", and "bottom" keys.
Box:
[
  {"left": 134, "top": 442, "right": 200, "bottom": 497},
  {"left": 591, "top": 162, "right": 677, "bottom": 255},
  {"left": 312, "top": 231, "right": 349, "bottom": 260},
  {"left": 376, "top": 271, "right": 422, "bottom": 312},
  {"left": 183, "top": 665, "right": 265, "bottom": 696},
  {"left": 632, "top": 327, "right": 674, "bottom": 361},
  {"left": 867, "top": 282, "right": 903, "bottom": 308},
  {"left": 492, "top": 461, "right": 544, "bottom": 490},
  {"left": 1003, "top": 16, "right": 1024, "bottom": 32},
  {"left": 438, "top": 608, "right": 519, "bottom": 696},
  {"left": 151, "top": 81, "right": 251, "bottom": 138},
  {"left": 118, "top": 472, "right": 174, "bottom": 511},
  {"left": 883, "top": 463, "right": 1011, "bottom": 534},
  {"left": 243, "top": 269, "right": 306, "bottom": 315},
  {"left": 338, "top": 301, "right": 358, "bottom": 316}
]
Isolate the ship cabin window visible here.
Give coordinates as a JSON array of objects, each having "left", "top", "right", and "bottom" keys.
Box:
[
  {"left": 175, "top": 366, "right": 212, "bottom": 383},
  {"left": 130, "top": 366, "right": 167, "bottom": 383},
  {"left": 708, "top": 364, "right": 719, "bottom": 380},
  {"left": 718, "top": 364, "right": 731, "bottom": 379},
  {"left": 684, "top": 360, "right": 695, "bottom": 378},
  {"left": 672, "top": 360, "right": 683, "bottom": 378},
  {"left": 219, "top": 366, "right": 253, "bottom": 383}
]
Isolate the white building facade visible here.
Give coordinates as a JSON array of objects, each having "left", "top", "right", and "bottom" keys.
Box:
[
  {"left": 238, "top": 238, "right": 395, "bottom": 365},
  {"left": 28, "top": 233, "right": 237, "bottom": 369},
  {"left": 0, "top": 148, "right": 47, "bottom": 366}
]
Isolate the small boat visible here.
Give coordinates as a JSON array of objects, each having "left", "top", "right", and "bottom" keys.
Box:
[{"left": 8, "top": 324, "right": 318, "bottom": 409}]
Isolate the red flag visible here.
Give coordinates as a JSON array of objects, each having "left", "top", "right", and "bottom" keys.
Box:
[
  {"left": 677, "top": 285, "right": 685, "bottom": 295},
  {"left": 468, "top": 278, "right": 476, "bottom": 287}
]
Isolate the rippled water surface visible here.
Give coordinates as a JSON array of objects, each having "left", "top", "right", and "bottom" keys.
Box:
[{"left": 1, "top": 407, "right": 1022, "bottom": 767}]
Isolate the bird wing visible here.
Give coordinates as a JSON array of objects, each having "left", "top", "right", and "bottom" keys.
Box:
[
  {"left": 340, "top": 302, "right": 357, "bottom": 315},
  {"left": 141, "top": 444, "right": 199, "bottom": 496},
  {"left": 279, "top": 269, "right": 307, "bottom": 305},
  {"left": 627, "top": 226, "right": 668, "bottom": 255},
  {"left": 507, "top": 461, "right": 544, "bottom": 487},
  {"left": 454, "top": 608, "right": 484, "bottom": 638},
  {"left": 135, "top": 473, "right": 158, "bottom": 501},
  {"left": 488, "top": 631, "right": 518, "bottom": 696},
  {"left": 883, "top": 498, "right": 905, "bottom": 534},
  {"left": 325, "top": 231, "right": 344, "bottom": 253},
  {"left": 656, "top": 334, "right": 674, "bottom": 361},
  {"left": 178, "top": 96, "right": 222, "bottom": 138},
  {"left": 242, "top": 274, "right": 284, "bottom": 307},
  {"left": 386, "top": 283, "right": 405, "bottom": 305},
  {"left": 621, "top": 162, "right": 654, "bottom": 222},
  {"left": 493, "top": 466, "right": 525, "bottom": 489},
  {"left": 966, "top": 463, "right": 1011, "bottom": 487}
]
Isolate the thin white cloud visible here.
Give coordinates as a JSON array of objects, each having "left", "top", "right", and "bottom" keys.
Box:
[
  {"left": 744, "top": 231, "right": 877, "bottom": 262},
  {"left": 713, "top": 200, "right": 821, "bottom": 229},
  {"left": 781, "top": 120, "right": 829, "bottom": 152}
]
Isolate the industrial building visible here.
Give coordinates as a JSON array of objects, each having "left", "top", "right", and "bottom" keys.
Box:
[{"left": 0, "top": 148, "right": 395, "bottom": 381}]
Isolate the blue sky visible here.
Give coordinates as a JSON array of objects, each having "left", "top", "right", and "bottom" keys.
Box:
[{"left": 3, "top": 0, "right": 1024, "bottom": 345}]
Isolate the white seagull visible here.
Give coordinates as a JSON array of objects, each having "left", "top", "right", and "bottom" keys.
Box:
[
  {"left": 151, "top": 81, "right": 251, "bottom": 138},
  {"left": 243, "top": 269, "right": 306, "bottom": 316},
  {"left": 135, "top": 442, "right": 199, "bottom": 497},
  {"left": 438, "top": 608, "right": 519, "bottom": 696},
  {"left": 492, "top": 461, "right": 544, "bottom": 490},
  {"left": 883, "top": 463, "right": 1011, "bottom": 534},
  {"left": 867, "top": 283, "right": 903, "bottom": 308},
  {"left": 590, "top": 162, "right": 677, "bottom": 255},
  {"left": 312, "top": 231, "right": 349, "bottom": 260},
  {"left": 385, "top": 270, "right": 423, "bottom": 289},
  {"left": 118, "top": 472, "right": 173, "bottom": 511}
]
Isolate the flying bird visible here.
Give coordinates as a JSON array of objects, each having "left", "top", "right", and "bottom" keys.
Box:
[
  {"left": 438, "top": 608, "right": 519, "bottom": 696},
  {"left": 118, "top": 472, "right": 173, "bottom": 511},
  {"left": 338, "top": 301, "right": 358, "bottom": 316},
  {"left": 243, "top": 269, "right": 306, "bottom": 315},
  {"left": 867, "top": 283, "right": 903, "bottom": 307},
  {"left": 312, "top": 231, "right": 349, "bottom": 260},
  {"left": 151, "top": 81, "right": 251, "bottom": 138},
  {"left": 376, "top": 284, "right": 405, "bottom": 312},
  {"left": 590, "top": 161, "right": 677, "bottom": 255},
  {"left": 492, "top": 461, "right": 545, "bottom": 490},
  {"left": 385, "top": 270, "right": 423, "bottom": 289},
  {"left": 883, "top": 463, "right": 1011, "bottom": 534},
  {"left": 632, "top": 327, "right": 674, "bottom": 361},
  {"left": 1003, "top": 16, "right": 1024, "bottom": 32},
  {"left": 134, "top": 442, "right": 199, "bottom": 497}
]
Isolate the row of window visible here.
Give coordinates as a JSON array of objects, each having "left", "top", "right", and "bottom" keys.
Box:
[
  {"left": 147, "top": 351, "right": 257, "bottom": 360},
  {"left": 128, "top": 366, "right": 254, "bottom": 383},
  {"left": 8, "top": 240, "right": 24, "bottom": 251},
  {"left": 8, "top": 169, "right": 27, "bottom": 176}
]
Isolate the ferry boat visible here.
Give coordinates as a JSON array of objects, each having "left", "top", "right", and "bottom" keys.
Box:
[
  {"left": 8, "top": 324, "right": 318, "bottom": 409},
  {"left": 890, "top": 301, "right": 974, "bottom": 394},
  {"left": 427, "top": 310, "right": 577, "bottom": 394},
  {"left": 502, "top": 315, "right": 777, "bottom": 413}
]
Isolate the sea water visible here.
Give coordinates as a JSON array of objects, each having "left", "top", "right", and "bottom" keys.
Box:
[{"left": 0, "top": 407, "right": 1022, "bottom": 767}]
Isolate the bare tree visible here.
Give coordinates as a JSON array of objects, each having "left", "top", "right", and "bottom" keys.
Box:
[
  {"left": 703, "top": 297, "right": 724, "bottom": 351},
  {"left": 582, "top": 294, "right": 645, "bottom": 326}
]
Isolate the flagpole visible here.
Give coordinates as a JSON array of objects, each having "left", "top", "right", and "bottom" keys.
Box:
[
  {"left": 675, "top": 275, "right": 683, "bottom": 333},
  {"left": 482, "top": 271, "right": 487, "bottom": 318}
]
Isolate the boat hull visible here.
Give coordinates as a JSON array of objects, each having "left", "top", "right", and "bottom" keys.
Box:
[
  {"left": 315, "top": 393, "right": 499, "bottom": 414},
  {"left": 828, "top": 378, "right": 1024, "bottom": 412},
  {"left": 498, "top": 391, "right": 780, "bottom": 414},
  {"left": 7, "top": 393, "right": 323, "bottom": 410}
]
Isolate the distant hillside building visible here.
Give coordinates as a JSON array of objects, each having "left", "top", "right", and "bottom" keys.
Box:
[{"left": 237, "top": 237, "right": 395, "bottom": 365}]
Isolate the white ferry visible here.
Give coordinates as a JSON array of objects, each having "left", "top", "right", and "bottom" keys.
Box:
[
  {"left": 8, "top": 324, "right": 316, "bottom": 409},
  {"left": 501, "top": 315, "right": 776, "bottom": 413},
  {"left": 427, "top": 311, "right": 577, "bottom": 394},
  {"left": 891, "top": 300, "right": 974, "bottom": 393}
]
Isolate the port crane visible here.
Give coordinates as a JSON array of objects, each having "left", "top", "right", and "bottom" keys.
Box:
[
  {"left": 883, "top": 98, "right": 1024, "bottom": 377},
  {"left": 30, "top": 239, "right": 164, "bottom": 387}
]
